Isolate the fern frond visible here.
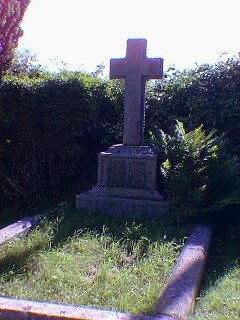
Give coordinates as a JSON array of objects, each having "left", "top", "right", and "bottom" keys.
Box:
[{"left": 151, "top": 119, "right": 240, "bottom": 222}]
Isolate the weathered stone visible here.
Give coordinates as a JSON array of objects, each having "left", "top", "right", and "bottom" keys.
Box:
[
  {"left": 154, "top": 225, "right": 212, "bottom": 319},
  {"left": 76, "top": 186, "right": 168, "bottom": 219},
  {"left": 0, "top": 217, "right": 34, "bottom": 245},
  {"left": 76, "top": 39, "right": 168, "bottom": 219},
  {"left": 110, "top": 39, "right": 163, "bottom": 146},
  {"left": 98, "top": 145, "right": 159, "bottom": 191},
  {"left": 0, "top": 296, "right": 175, "bottom": 320}
]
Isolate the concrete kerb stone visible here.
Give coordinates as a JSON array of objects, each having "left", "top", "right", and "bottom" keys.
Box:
[
  {"left": 0, "top": 298, "right": 176, "bottom": 320},
  {"left": 0, "top": 223, "right": 211, "bottom": 320},
  {"left": 154, "top": 225, "right": 212, "bottom": 319},
  {"left": 0, "top": 217, "right": 35, "bottom": 245}
]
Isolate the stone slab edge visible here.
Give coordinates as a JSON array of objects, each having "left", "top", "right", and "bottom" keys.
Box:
[
  {"left": 0, "top": 217, "right": 35, "bottom": 245},
  {"left": 0, "top": 297, "right": 176, "bottom": 320},
  {"left": 154, "top": 225, "right": 212, "bottom": 319}
]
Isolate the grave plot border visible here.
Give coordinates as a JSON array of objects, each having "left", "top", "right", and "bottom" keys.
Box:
[{"left": 0, "top": 222, "right": 211, "bottom": 320}]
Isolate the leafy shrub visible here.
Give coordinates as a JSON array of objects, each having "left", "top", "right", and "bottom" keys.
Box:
[
  {"left": 2, "top": 54, "right": 240, "bottom": 213},
  {"left": 151, "top": 120, "right": 240, "bottom": 222},
  {"left": 0, "top": 72, "right": 123, "bottom": 208},
  {"left": 146, "top": 56, "right": 240, "bottom": 157}
]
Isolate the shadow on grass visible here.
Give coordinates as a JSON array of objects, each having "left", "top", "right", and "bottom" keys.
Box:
[
  {"left": 0, "top": 242, "right": 47, "bottom": 274},
  {"left": 0, "top": 201, "right": 191, "bottom": 280},
  {"left": 1, "top": 201, "right": 239, "bottom": 293},
  {"left": 199, "top": 205, "right": 240, "bottom": 291},
  {"left": 44, "top": 202, "right": 190, "bottom": 248}
]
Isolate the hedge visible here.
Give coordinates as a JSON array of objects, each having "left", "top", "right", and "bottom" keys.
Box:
[
  {"left": 146, "top": 56, "right": 240, "bottom": 157},
  {"left": 1, "top": 55, "right": 240, "bottom": 208},
  {"left": 0, "top": 72, "right": 123, "bottom": 207}
]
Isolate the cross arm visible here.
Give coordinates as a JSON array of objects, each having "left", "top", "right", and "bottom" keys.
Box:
[
  {"left": 143, "top": 58, "right": 164, "bottom": 79},
  {"left": 110, "top": 58, "right": 127, "bottom": 79}
]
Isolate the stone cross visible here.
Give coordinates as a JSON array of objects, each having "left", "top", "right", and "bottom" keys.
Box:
[{"left": 110, "top": 39, "right": 163, "bottom": 146}]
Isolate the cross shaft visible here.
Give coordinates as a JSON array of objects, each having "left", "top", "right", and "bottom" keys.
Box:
[{"left": 110, "top": 39, "right": 163, "bottom": 146}]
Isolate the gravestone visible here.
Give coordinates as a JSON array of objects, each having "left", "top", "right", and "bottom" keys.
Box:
[{"left": 76, "top": 39, "right": 168, "bottom": 219}]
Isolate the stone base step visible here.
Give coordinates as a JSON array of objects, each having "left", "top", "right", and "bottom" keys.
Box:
[{"left": 76, "top": 187, "right": 169, "bottom": 219}]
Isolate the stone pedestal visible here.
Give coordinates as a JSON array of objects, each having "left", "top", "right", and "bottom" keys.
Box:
[{"left": 76, "top": 145, "right": 169, "bottom": 219}]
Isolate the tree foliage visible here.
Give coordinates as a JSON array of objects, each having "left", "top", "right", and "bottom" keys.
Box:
[
  {"left": 0, "top": 0, "right": 30, "bottom": 80},
  {"left": 7, "top": 49, "right": 43, "bottom": 76}
]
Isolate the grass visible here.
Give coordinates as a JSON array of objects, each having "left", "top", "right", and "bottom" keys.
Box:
[
  {"left": 190, "top": 212, "right": 240, "bottom": 320},
  {"left": 1, "top": 203, "right": 238, "bottom": 318},
  {"left": 191, "top": 266, "right": 240, "bottom": 320},
  {"left": 0, "top": 203, "right": 189, "bottom": 314}
]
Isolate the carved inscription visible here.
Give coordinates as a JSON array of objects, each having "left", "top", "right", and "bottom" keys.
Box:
[
  {"left": 127, "top": 161, "right": 146, "bottom": 188},
  {"left": 106, "top": 158, "right": 148, "bottom": 189},
  {"left": 107, "top": 160, "right": 125, "bottom": 188}
]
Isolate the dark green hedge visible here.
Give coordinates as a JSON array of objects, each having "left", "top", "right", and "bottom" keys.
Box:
[
  {"left": 1, "top": 56, "right": 240, "bottom": 208},
  {"left": 146, "top": 56, "right": 240, "bottom": 156},
  {"left": 0, "top": 73, "right": 123, "bottom": 207}
]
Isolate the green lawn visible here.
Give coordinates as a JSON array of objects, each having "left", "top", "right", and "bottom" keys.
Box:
[
  {"left": 0, "top": 204, "right": 188, "bottom": 315},
  {"left": 190, "top": 222, "right": 240, "bottom": 320},
  {"left": 0, "top": 204, "right": 239, "bottom": 318}
]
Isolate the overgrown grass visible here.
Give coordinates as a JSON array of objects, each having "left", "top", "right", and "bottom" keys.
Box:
[
  {"left": 191, "top": 266, "right": 240, "bottom": 319},
  {"left": 190, "top": 215, "right": 240, "bottom": 320},
  {"left": 0, "top": 204, "right": 189, "bottom": 314}
]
